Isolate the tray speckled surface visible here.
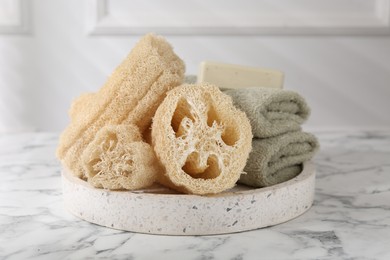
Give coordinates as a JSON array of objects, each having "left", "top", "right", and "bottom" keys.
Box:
[{"left": 62, "top": 162, "right": 315, "bottom": 235}]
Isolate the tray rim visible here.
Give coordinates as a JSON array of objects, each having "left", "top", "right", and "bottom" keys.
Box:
[
  {"left": 62, "top": 161, "right": 315, "bottom": 235},
  {"left": 62, "top": 162, "right": 315, "bottom": 198}
]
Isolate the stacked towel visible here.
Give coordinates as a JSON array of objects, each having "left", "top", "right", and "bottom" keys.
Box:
[
  {"left": 239, "top": 131, "right": 319, "bottom": 187},
  {"left": 224, "top": 87, "right": 310, "bottom": 138},
  {"left": 224, "top": 87, "right": 319, "bottom": 188}
]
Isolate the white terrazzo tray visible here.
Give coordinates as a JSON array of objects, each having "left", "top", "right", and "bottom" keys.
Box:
[{"left": 62, "top": 162, "right": 315, "bottom": 235}]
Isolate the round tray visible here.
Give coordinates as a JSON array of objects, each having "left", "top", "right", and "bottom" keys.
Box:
[{"left": 62, "top": 162, "right": 315, "bottom": 235}]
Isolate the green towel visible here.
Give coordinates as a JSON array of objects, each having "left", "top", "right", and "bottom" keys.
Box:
[
  {"left": 239, "top": 131, "right": 319, "bottom": 188},
  {"left": 224, "top": 87, "right": 310, "bottom": 138}
]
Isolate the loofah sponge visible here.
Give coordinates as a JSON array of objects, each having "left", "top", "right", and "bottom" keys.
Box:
[
  {"left": 57, "top": 33, "right": 185, "bottom": 178},
  {"left": 68, "top": 93, "right": 95, "bottom": 120},
  {"left": 81, "top": 124, "right": 160, "bottom": 190},
  {"left": 152, "top": 83, "right": 253, "bottom": 195}
]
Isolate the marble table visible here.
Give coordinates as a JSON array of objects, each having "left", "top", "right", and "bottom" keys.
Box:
[{"left": 0, "top": 131, "right": 389, "bottom": 260}]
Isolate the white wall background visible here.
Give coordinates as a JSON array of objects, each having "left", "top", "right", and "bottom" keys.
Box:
[{"left": 0, "top": 0, "right": 389, "bottom": 132}]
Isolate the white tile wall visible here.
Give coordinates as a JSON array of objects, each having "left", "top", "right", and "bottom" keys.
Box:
[{"left": 0, "top": 0, "right": 389, "bottom": 132}]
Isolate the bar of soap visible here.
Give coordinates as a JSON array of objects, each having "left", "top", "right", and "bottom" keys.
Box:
[{"left": 197, "top": 61, "right": 284, "bottom": 89}]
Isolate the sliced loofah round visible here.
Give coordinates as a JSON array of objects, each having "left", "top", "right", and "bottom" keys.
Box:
[
  {"left": 152, "top": 83, "right": 253, "bottom": 195},
  {"left": 81, "top": 124, "right": 159, "bottom": 190}
]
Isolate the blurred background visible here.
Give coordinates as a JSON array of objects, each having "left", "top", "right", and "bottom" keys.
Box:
[{"left": 0, "top": 0, "right": 389, "bottom": 132}]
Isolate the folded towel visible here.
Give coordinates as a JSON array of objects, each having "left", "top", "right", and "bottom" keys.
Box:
[
  {"left": 239, "top": 131, "right": 319, "bottom": 187},
  {"left": 224, "top": 87, "right": 310, "bottom": 138}
]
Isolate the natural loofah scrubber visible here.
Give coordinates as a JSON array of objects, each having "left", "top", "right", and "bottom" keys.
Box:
[
  {"left": 152, "top": 83, "right": 253, "bottom": 195},
  {"left": 57, "top": 33, "right": 185, "bottom": 178},
  {"left": 82, "top": 124, "right": 160, "bottom": 190}
]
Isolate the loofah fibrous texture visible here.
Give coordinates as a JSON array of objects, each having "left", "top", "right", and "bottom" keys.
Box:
[
  {"left": 152, "top": 83, "right": 253, "bottom": 195},
  {"left": 81, "top": 124, "right": 160, "bottom": 190},
  {"left": 57, "top": 33, "right": 185, "bottom": 178}
]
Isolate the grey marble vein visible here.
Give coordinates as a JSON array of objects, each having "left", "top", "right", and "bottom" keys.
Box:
[{"left": 0, "top": 131, "right": 389, "bottom": 260}]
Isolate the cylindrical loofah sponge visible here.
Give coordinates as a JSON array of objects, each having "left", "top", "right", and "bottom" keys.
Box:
[
  {"left": 152, "top": 83, "right": 253, "bottom": 195},
  {"left": 81, "top": 124, "right": 160, "bottom": 190},
  {"left": 57, "top": 33, "right": 185, "bottom": 178}
]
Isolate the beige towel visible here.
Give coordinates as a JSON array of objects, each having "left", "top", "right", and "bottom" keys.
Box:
[{"left": 239, "top": 131, "right": 319, "bottom": 187}]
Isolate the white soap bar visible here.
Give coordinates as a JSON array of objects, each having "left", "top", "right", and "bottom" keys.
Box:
[{"left": 197, "top": 61, "right": 284, "bottom": 89}]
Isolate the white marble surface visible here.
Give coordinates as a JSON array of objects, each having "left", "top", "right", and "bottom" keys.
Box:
[{"left": 0, "top": 131, "right": 389, "bottom": 259}]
